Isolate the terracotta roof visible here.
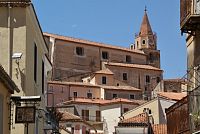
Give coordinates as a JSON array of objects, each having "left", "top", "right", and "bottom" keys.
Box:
[
  {"left": 139, "top": 10, "right": 153, "bottom": 36},
  {"left": 94, "top": 68, "right": 114, "bottom": 75},
  {"left": 152, "top": 124, "right": 167, "bottom": 134},
  {"left": 164, "top": 78, "right": 187, "bottom": 84},
  {"left": 60, "top": 98, "right": 140, "bottom": 106},
  {"left": 105, "top": 62, "right": 162, "bottom": 71},
  {"left": 120, "top": 112, "right": 148, "bottom": 124},
  {"left": 49, "top": 81, "right": 143, "bottom": 92},
  {"left": 100, "top": 85, "right": 142, "bottom": 92},
  {"left": 60, "top": 111, "right": 81, "bottom": 121},
  {"left": 43, "top": 32, "right": 145, "bottom": 55},
  {"left": 157, "top": 92, "right": 187, "bottom": 101},
  {"left": 48, "top": 81, "right": 99, "bottom": 88}
]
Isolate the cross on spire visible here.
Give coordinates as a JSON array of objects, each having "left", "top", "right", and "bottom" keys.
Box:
[{"left": 145, "top": 6, "right": 147, "bottom": 12}]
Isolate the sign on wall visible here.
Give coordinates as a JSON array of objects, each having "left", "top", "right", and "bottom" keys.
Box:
[{"left": 15, "top": 106, "right": 36, "bottom": 123}]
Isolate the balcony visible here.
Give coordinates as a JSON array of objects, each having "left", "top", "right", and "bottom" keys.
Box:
[
  {"left": 0, "top": 0, "right": 31, "bottom": 7},
  {"left": 180, "top": 0, "right": 200, "bottom": 35},
  {"left": 81, "top": 115, "right": 104, "bottom": 122}
]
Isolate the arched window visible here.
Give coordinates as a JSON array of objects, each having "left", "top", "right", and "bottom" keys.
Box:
[{"left": 142, "top": 40, "right": 146, "bottom": 45}]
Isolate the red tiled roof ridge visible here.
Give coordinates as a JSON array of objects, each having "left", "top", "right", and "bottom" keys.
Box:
[
  {"left": 100, "top": 85, "right": 142, "bottom": 92},
  {"left": 60, "top": 97, "right": 140, "bottom": 106},
  {"left": 43, "top": 32, "right": 145, "bottom": 55},
  {"left": 48, "top": 81, "right": 142, "bottom": 91},
  {"left": 60, "top": 111, "right": 81, "bottom": 121},
  {"left": 120, "top": 112, "right": 148, "bottom": 124},
  {"left": 157, "top": 92, "right": 187, "bottom": 101},
  {"left": 104, "top": 62, "right": 162, "bottom": 71},
  {"left": 94, "top": 68, "right": 114, "bottom": 75}
]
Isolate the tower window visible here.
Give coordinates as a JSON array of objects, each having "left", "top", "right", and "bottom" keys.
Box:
[
  {"left": 123, "top": 73, "right": 128, "bottom": 80},
  {"left": 126, "top": 55, "right": 131, "bottom": 63},
  {"left": 76, "top": 47, "right": 84, "bottom": 56},
  {"left": 142, "top": 40, "right": 146, "bottom": 45},
  {"left": 102, "top": 76, "right": 107, "bottom": 84},
  {"left": 149, "top": 53, "right": 153, "bottom": 63},
  {"left": 102, "top": 51, "right": 108, "bottom": 59}
]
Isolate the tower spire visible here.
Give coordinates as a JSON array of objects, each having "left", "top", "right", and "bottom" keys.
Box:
[{"left": 139, "top": 7, "right": 153, "bottom": 36}]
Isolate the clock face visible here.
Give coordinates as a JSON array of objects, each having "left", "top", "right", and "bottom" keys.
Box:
[{"left": 196, "top": 0, "right": 200, "bottom": 14}]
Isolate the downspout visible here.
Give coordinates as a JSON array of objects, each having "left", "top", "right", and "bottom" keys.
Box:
[{"left": 8, "top": 3, "right": 12, "bottom": 77}]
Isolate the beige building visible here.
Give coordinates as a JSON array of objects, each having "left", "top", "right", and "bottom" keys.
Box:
[
  {"left": 57, "top": 98, "right": 143, "bottom": 134},
  {"left": 47, "top": 80, "right": 142, "bottom": 107},
  {"left": 0, "top": 65, "right": 20, "bottom": 134},
  {"left": 44, "top": 10, "right": 163, "bottom": 100},
  {"left": 0, "top": 1, "right": 51, "bottom": 134},
  {"left": 122, "top": 92, "right": 186, "bottom": 125}
]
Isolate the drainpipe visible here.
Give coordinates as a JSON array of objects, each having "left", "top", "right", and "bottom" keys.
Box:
[{"left": 8, "top": 3, "right": 12, "bottom": 77}]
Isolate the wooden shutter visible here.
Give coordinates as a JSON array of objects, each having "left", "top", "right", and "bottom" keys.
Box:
[{"left": 96, "top": 111, "right": 101, "bottom": 122}]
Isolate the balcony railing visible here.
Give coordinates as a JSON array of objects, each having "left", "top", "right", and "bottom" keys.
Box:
[
  {"left": 81, "top": 116, "right": 104, "bottom": 122},
  {"left": 180, "top": 0, "right": 192, "bottom": 26}
]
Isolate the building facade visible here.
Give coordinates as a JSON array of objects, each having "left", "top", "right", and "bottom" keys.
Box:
[
  {"left": 44, "top": 10, "right": 163, "bottom": 100},
  {"left": 57, "top": 98, "right": 141, "bottom": 134},
  {"left": 0, "top": 1, "right": 51, "bottom": 134}
]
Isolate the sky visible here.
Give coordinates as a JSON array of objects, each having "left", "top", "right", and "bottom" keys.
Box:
[{"left": 32, "top": 0, "right": 187, "bottom": 79}]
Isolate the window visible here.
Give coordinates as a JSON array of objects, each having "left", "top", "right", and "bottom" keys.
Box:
[
  {"left": 96, "top": 111, "right": 101, "bottom": 122},
  {"left": 102, "top": 51, "right": 108, "bottom": 59},
  {"left": 123, "top": 73, "right": 128, "bottom": 80},
  {"left": 76, "top": 47, "right": 84, "bottom": 56},
  {"left": 42, "top": 60, "right": 44, "bottom": 94},
  {"left": 142, "top": 40, "right": 146, "bottom": 45},
  {"left": 73, "top": 92, "right": 77, "bottom": 98},
  {"left": 87, "top": 92, "right": 92, "bottom": 99},
  {"left": 102, "top": 76, "right": 107, "bottom": 84},
  {"left": 34, "top": 44, "right": 37, "bottom": 83},
  {"left": 126, "top": 55, "right": 131, "bottom": 63},
  {"left": 113, "top": 94, "right": 117, "bottom": 98},
  {"left": 149, "top": 53, "right": 153, "bottom": 63},
  {"left": 156, "top": 77, "right": 160, "bottom": 83},
  {"left": 82, "top": 110, "right": 89, "bottom": 121},
  {"left": 146, "top": 75, "right": 150, "bottom": 83},
  {"left": 117, "top": 83, "right": 119, "bottom": 86},
  {"left": 130, "top": 94, "right": 135, "bottom": 99},
  {"left": 124, "top": 108, "right": 129, "bottom": 113}
]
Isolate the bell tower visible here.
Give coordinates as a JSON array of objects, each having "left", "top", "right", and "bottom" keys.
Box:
[{"left": 133, "top": 8, "right": 160, "bottom": 68}]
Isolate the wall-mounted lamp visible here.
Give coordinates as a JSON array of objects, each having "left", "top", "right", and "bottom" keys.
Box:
[{"left": 12, "top": 52, "right": 22, "bottom": 65}]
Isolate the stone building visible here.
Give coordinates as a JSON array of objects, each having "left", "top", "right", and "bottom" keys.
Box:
[
  {"left": 44, "top": 10, "right": 163, "bottom": 100},
  {"left": 0, "top": 0, "right": 52, "bottom": 134}
]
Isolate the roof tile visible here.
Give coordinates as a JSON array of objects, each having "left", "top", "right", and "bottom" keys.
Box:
[
  {"left": 157, "top": 92, "right": 187, "bottom": 101},
  {"left": 43, "top": 32, "right": 145, "bottom": 55},
  {"left": 152, "top": 124, "right": 167, "bottom": 134},
  {"left": 105, "top": 62, "right": 162, "bottom": 71}
]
